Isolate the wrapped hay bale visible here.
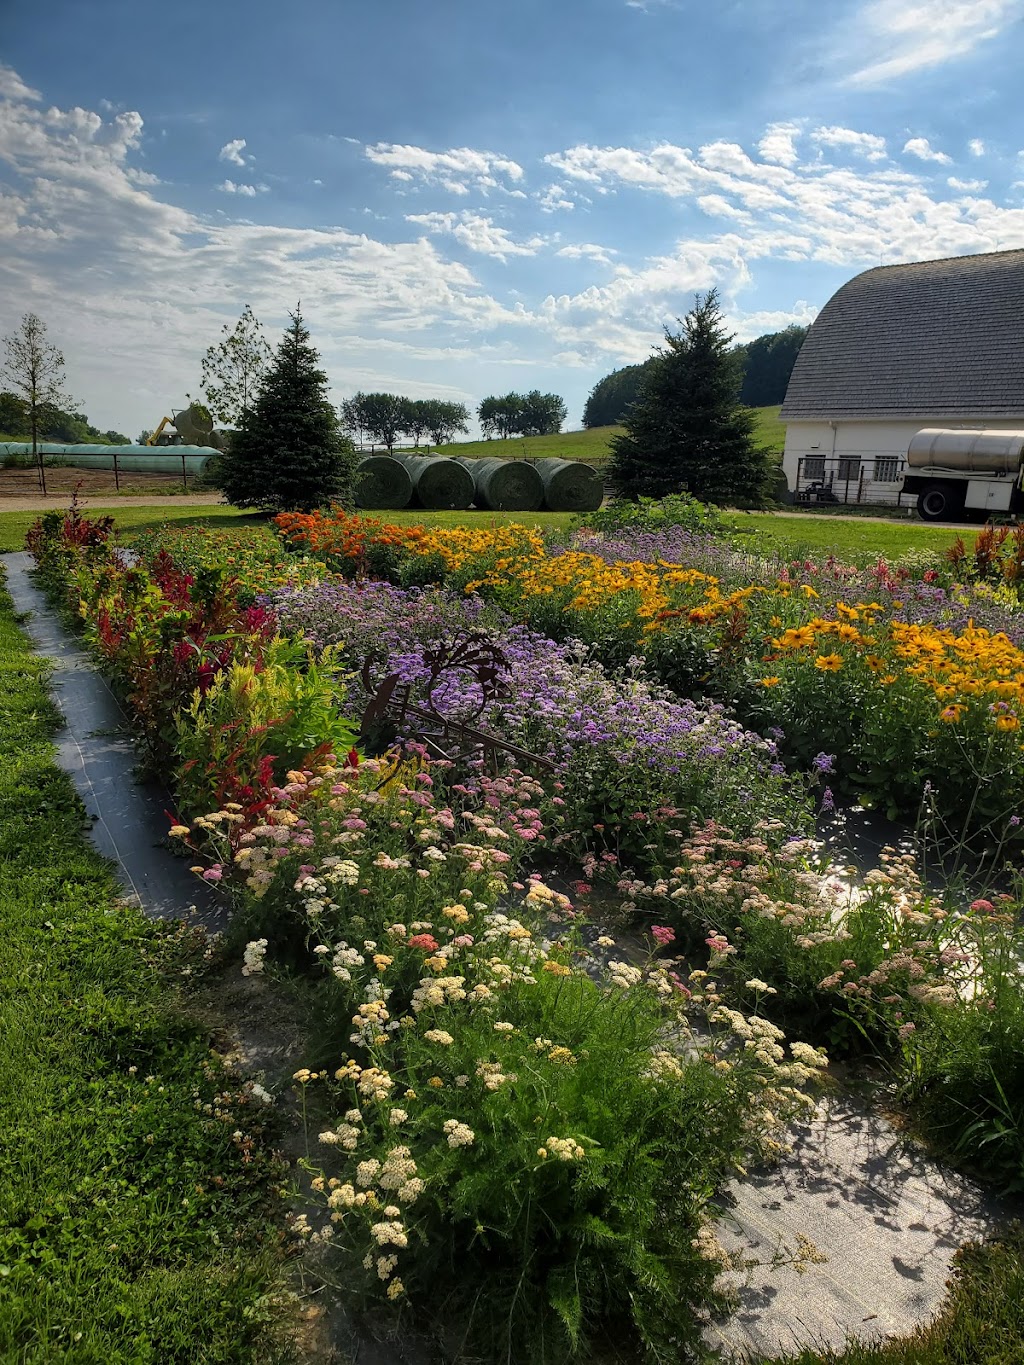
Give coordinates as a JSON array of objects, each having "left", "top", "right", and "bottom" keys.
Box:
[
  {"left": 353, "top": 455, "right": 414, "bottom": 509},
  {"left": 534, "top": 457, "right": 604, "bottom": 512},
  {"left": 395, "top": 454, "right": 475, "bottom": 510},
  {"left": 456, "top": 456, "right": 544, "bottom": 512}
]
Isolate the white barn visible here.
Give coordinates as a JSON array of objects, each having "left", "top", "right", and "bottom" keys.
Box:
[{"left": 780, "top": 249, "right": 1024, "bottom": 506}]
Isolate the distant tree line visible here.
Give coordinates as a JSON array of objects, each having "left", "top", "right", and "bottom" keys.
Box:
[
  {"left": 478, "top": 391, "right": 567, "bottom": 440},
  {"left": 0, "top": 388, "right": 129, "bottom": 445},
  {"left": 582, "top": 324, "right": 808, "bottom": 427},
  {"left": 339, "top": 394, "right": 471, "bottom": 451}
]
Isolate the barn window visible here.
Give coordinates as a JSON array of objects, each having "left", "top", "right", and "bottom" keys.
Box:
[
  {"left": 837, "top": 457, "right": 861, "bottom": 482},
  {"left": 873, "top": 457, "right": 899, "bottom": 483}
]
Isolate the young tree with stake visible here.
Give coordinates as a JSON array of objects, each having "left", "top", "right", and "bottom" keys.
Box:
[{"left": 1, "top": 314, "right": 73, "bottom": 494}]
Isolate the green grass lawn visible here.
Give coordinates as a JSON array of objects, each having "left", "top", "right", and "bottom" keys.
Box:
[
  {"left": 726, "top": 510, "right": 963, "bottom": 565},
  {"left": 0, "top": 569, "right": 289, "bottom": 1361}
]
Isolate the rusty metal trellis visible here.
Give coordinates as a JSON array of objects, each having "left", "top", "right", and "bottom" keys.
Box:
[{"left": 359, "top": 631, "right": 555, "bottom": 775}]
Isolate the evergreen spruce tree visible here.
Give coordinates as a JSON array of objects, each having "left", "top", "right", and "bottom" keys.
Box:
[
  {"left": 215, "top": 307, "right": 356, "bottom": 512},
  {"left": 608, "top": 290, "right": 773, "bottom": 506}
]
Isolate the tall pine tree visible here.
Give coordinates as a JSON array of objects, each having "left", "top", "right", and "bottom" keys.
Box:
[
  {"left": 215, "top": 307, "right": 356, "bottom": 512},
  {"left": 608, "top": 290, "right": 772, "bottom": 506}
]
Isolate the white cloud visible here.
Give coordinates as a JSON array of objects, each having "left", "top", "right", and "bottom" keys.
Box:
[
  {"left": 903, "top": 136, "right": 952, "bottom": 164},
  {"left": 544, "top": 136, "right": 1024, "bottom": 282},
  {"left": 969, "top": 138, "right": 986, "bottom": 156},
  {"left": 218, "top": 138, "right": 247, "bottom": 166},
  {"left": 0, "top": 65, "right": 41, "bottom": 102},
  {"left": 811, "top": 126, "right": 888, "bottom": 161},
  {"left": 365, "top": 143, "right": 524, "bottom": 195},
  {"left": 847, "top": 0, "right": 1022, "bottom": 86},
  {"left": 947, "top": 176, "right": 988, "bottom": 191},
  {"left": 535, "top": 183, "right": 575, "bottom": 213},
  {"left": 218, "top": 179, "right": 268, "bottom": 196},
  {"left": 758, "top": 122, "right": 802, "bottom": 167},
  {"left": 406, "top": 211, "right": 545, "bottom": 262},
  {"left": 554, "top": 242, "right": 616, "bottom": 266}
]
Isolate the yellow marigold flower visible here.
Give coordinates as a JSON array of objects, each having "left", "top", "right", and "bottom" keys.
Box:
[
  {"left": 760, "top": 676, "right": 781, "bottom": 688},
  {"left": 814, "top": 654, "right": 843, "bottom": 672}
]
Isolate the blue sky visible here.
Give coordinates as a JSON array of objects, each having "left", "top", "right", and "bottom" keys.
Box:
[{"left": 2, "top": 0, "right": 1024, "bottom": 437}]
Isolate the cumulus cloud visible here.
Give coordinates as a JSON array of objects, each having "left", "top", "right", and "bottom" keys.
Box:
[
  {"left": 903, "top": 137, "right": 952, "bottom": 164},
  {"left": 947, "top": 176, "right": 988, "bottom": 191},
  {"left": 218, "top": 179, "right": 268, "bottom": 196},
  {"left": 969, "top": 138, "right": 986, "bottom": 156},
  {"left": 847, "top": 0, "right": 1022, "bottom": 86},
  {"left": 405, "top": 210, "right": 545, "bottom": 261},
  {"left": 811, "top": 126, "right": 888, "bottom": 161},
  {"left": 554, "top": 242, "right": 616, "bottom": 266},
  {"left": 0, "top": 64, "right": 41, "bottom": 101},
  {"left": 219, "top": 138, "right": 247, "bottom": 166},
  {"left": 365, "top": 143, "right": 524, "bottom": 195},
  {"left": 758, "top": 122, "right": 802, "bottom": 167},
  {"left": 535, "top": 184, "right": 575, "bottom": 212}
]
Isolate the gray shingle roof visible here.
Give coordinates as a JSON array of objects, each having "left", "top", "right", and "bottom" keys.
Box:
[{"left": 779, "top": 249, "right": 1024, "bottom": 421}]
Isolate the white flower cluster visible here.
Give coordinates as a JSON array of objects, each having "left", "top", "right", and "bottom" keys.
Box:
[
  {"left": 541, "top": 1136, "right": 586, "bottom": 1162},
  {"left": 442, "top": 1119, "right": 476, "bottom": 1148},
  {"left": 241, "top": 938, "right": 268, "bottom": 977}
]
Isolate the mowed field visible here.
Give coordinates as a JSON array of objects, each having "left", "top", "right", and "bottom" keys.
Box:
[{"left": 412, "top": 405, "right": 787, "bottom": 466}]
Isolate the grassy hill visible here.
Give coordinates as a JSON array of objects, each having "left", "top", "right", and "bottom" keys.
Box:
[{"left": 402, "top": 406, "right": 784, "bottom": 469}]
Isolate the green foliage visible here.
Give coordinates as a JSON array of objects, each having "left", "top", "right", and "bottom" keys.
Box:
[
  {"left": 609, "top": 290, "right": 774, "bottom": 506},
  {"left": 200, "top": 304, "right": 273, "bottom": 427},
  {"left": 173, "top": 639, "right": 358, "bottom": 816},
  {"left": 582, "top": 360, "right": 657, "bottom": 429},
  {"left": 578, "top": 491, "right": 727, "bottom": 539},
  {"left": 215, "top": 308, "right": 357, "bottom": 513},
  {"left": 0, "top": 571, "right": 287, "bottom": 1361},
  {"left": 479, "top": 390, "right": 567, "bottom": 438},
  {"left": 734, "top": 324, "right": 808, "bottom": 407},
  {"left": 583, "top": 323, "right": 805, "bottom": 428},
  {"left": 342, "top": 391, "right": 407, "bottom": 451}
]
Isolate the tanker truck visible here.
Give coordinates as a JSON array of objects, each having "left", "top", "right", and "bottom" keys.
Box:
[{"left": 900, "top": 429, "right": 1024, "bottom": 522}]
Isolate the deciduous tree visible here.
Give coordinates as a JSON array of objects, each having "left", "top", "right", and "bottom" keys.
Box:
[
  {"left": 200, "top": 304, "right": 273, "bottom": 427},
  {"left": 1, "top": 314, "right": 73, "bottom": 490},
  {"left": 423, "top": 399, "right": 469, "bottom": 446}
]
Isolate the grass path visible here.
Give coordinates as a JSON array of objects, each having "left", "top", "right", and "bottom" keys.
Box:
[{"left": 0, "top": 567, "right": 289, "bottom": 1362}]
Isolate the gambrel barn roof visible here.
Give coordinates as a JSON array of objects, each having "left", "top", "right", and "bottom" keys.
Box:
[{"left": 779, "top": 248, "right": 1024, "bottom": 421}]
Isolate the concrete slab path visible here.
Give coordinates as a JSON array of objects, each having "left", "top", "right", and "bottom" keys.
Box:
[{"left": 708, "top": 1095, "right": 1012, "bottom": 1359}]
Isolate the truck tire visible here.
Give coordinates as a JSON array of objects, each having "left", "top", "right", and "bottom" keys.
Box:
[{"left": 917, "top": 482, "right": 964, "bottom": 522}]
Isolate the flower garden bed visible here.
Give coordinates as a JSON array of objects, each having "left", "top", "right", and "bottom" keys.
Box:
[{"left": 24, "top": 501, "right": 1024, "bottom": 1360}]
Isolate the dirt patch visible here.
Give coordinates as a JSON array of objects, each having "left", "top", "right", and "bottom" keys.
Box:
[{"left": 0, "top": 466, "right": 214, "bottom": 500}]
